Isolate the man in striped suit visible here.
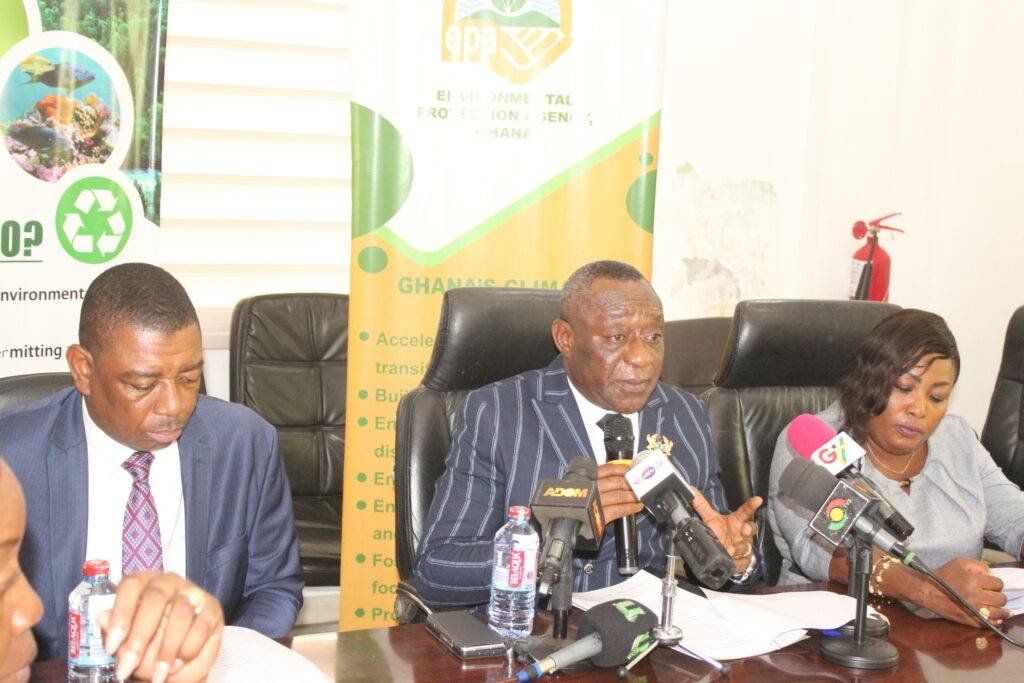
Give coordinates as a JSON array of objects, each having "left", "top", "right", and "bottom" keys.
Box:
[{"left": 414, "top": 260, "right": 761, "bottom": 606}]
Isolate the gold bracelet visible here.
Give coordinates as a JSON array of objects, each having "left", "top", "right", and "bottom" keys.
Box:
[
  {"left": 869, "top": 555, "right": 898, "bottom": 597},
  {"left": 867, "top": 556, "right": 881, "bottom": 595}
]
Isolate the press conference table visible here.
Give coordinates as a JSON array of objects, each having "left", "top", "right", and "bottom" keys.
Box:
[{"left": 30, "top": 580, "right": 1024, "bottom": 681}]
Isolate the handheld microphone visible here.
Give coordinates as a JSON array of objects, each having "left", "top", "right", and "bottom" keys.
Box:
[
  {"left": 625, "top": 449, "right": 735, "bottom": 588},
  {"left": 531, "top": 457, "right": 606, "bottom": 597},
  {"left": 777, "top": 457, "right": 926, "bottom": 571},
  {"left": 516, "top": 599, "right": 657, "bottom": 681},
  {"left": 600, "top": 414, "right": 639, "bottom": 576},
  {"left": 787, "top": 414, "right": 913, "bottom": 541}
]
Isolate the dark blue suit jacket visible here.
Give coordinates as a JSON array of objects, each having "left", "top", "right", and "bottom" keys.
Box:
[
  {"left": 0, "top": 388, "right": 304, "bottom": 661},
  {"left": 414, "top": 356, "right": 729, "bottom": 606}
]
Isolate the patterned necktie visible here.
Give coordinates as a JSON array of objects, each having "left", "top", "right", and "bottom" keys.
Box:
[{"left": 121, "top": 451, "right": 164, "bottom": 574}]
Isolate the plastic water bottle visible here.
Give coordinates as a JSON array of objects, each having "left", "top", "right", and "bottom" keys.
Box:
[
  {"left": 68, "top": 559, "right": 117, "bottom": 681},
  {"left": 487, "top": 505, "right": 539, "bottom": 640}
]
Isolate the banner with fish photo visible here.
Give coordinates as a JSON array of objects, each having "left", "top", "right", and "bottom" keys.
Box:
[
  {"left": 341, "top": 0, "right": 666, "bottom": 631},
  {"left": 0, "top": 0, "right": 165, "bottom": 375}
]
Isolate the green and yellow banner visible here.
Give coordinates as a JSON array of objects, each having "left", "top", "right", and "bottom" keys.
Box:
[
  {"left": 342, "top": 0, "right": 667, "bottom": 630},
  {"left": 0, "top": 0, "right": 166, "bottom": 375}
]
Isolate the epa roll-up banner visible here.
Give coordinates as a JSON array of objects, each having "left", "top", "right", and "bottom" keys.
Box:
[
  {"left": 342, "top": 0, "right": 667, "bottom": 630},
  {"left": 0, "top": 0, "right": 164, "bottom": 374}
]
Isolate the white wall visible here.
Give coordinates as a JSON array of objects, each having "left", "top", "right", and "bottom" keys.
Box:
[
  {"left": 652, "top": 0, "right": 1022, "bottom": 430},
  {"left": 161, "top": 0, "right": 352, "bottom": 399},
  {"left": 161, "top": 0, "right": 352, "bottom": 316},
  {"left": 160, "top": 1, "right": 1020, "bottom": 428}
]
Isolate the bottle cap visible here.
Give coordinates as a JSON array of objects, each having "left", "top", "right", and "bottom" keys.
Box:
[
  {"left": 82, "top": 559, "right": 110, "bottom": 576},
  {"left": 508, "top": 505, "right": 530, "bottom": 521}
]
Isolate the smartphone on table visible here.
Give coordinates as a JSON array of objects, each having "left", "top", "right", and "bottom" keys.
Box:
[{"left": 425, "top": 609, "right": 507, "bottom": 659}]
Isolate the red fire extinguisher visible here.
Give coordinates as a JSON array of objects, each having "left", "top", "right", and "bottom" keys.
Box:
[{"left": 850, "top": 212, "right": 904, "bottom": 302}]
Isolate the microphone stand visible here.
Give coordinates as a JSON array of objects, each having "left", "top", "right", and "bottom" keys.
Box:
[
  {"left": 649, "top": 550, "right": 731, "bottom": 677},
  {"left": 653, "top": 555, "right": 683, "bottom": 646},
  {"left": 551, "top": 552, "right": 573, "bottom": 640},
  {"left": 613, "top": 555, "right": 686, "bottom": 679},
  {"left": 837, "top": 540, "right": 889, "bottom": 637},
  {"left": 818, "top": 535, "right": 898, "bottom": 669},
  {"left": 520, "top": 553, "right": 578, "bottom": 665}
]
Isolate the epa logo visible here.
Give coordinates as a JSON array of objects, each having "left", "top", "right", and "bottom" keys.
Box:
[{"left": 55, "top": 177, "right": 132, "bottom": 264}]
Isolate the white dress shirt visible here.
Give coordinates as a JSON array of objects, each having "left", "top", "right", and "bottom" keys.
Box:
[
  {"left": 567, "top": 379, "right": 640, "bottom": 464},
  {"left": 83, "top": 398, "right": 187, "bottom": 583}
]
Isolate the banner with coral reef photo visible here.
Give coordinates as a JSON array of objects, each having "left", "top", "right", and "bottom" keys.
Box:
[
  {"left": 0, "top": 0, "right": 164, "bottom": 375},
  {"left": 341, "top": 0, "right": 666, "bottom": 631}
]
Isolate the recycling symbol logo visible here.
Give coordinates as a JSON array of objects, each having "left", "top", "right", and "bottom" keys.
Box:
[{"left": 55, "top": 177, "right": 132, "bottom": 264}]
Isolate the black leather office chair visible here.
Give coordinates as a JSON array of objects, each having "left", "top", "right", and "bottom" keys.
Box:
[
  {"left": 703, "top": 299, "right": 900, "bottom": 585},
  {"left": 394, "top": 287, "right": 562, "bottom": 622},
  {"left": 982, "top": 305, "right": 1024, "bottom": 489},
  {"left": 230, "top": 293, "right": 347, "bottom": 587},
  {"left": 0, "top": 372, "right": 75, "bottom": 414},
  {"left": 660, "top": 317, "right": 732, "bottom": 396}
]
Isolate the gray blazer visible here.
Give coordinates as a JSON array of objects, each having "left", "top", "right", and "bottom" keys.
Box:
[
  {"left": 769, "top": 401, "right": 1024, "bottom": 586},
  {"left": 0, "top": 388, "right": 304, "bottom": 661}
]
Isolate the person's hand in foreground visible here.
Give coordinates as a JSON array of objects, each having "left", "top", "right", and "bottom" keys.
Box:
[{"left": 97, "top": 572, "right": 224, "bottom": 683}]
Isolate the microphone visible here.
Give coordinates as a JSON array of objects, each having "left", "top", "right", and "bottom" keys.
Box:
[
  {"left": 786, "top": 414, "right": 913, "bottom": 541},
  {"left": 777, "top": 457, "right": 926, "bottom": 571},
  {"left": 600, "top": 414, "right": 639, "bottom": 576},
  {"left": 780, "top": 446, "right": 1024, "bottom": 657},
  {"left": 625, "top": 449, "right": 735, "bottom": 588},
  {"left": 531, "top": 457, "right": 606, "bottom": 597},
  {"left": 787, "top": 413, "right": 868, "bottom": 473},
  {"left": 516, "top": 599, "right": 657, "bottom": 681}
]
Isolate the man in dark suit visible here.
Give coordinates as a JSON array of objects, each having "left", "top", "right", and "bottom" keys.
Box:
[
  {"left": 0, "top": 263, "right": 302, "bottom": 678},
  {"left": 414, "top": 260, "right": 761, "bottom": 606}
]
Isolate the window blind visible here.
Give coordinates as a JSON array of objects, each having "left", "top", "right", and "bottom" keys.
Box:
[{"left": 162, "top": 0, "right": 352, "bottom": 345}]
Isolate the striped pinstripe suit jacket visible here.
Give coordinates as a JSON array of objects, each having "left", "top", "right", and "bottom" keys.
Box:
[{"left": 413, "top": 355, "right": 730, "bottom": 606}]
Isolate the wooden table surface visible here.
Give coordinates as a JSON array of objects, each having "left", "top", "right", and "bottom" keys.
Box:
[{"left": 31, "top": 581, "right": 1024, "bottom": 681}]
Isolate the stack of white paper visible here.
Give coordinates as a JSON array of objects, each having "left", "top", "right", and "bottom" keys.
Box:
[
  {"left": 208, "top": 626, "right": 331, "bottom": 682},
  {"left": 573, "top": 571, "right": 862, "bottom": 661},
  {"left": 991, "top": 567, "right": 1024, "bottom": 616}
]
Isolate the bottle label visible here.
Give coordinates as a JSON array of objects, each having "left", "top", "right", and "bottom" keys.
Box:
[
  {"left": 493, "top": 536, "right": 538, "bottom": 592},
  {"left": 508, "top": 549, "right": 526, "bottom": 588},
  {"left": 68, "top": 610, "right": 81, "bottom": 660},
  {"left": 68, "top": 591, "right": 116, "bottom": 666}
]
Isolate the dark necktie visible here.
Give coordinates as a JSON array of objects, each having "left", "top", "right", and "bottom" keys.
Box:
[{"left": 121, "top": 450, "right": 164, "bottom": 574}]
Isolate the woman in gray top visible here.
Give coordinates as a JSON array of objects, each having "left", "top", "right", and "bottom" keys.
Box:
[{"left": 769, "top": 309, "right": 1024, "bottom": 626}]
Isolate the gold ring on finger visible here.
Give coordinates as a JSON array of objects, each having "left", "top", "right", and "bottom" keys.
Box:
[{"left": 979, "top": 606, "right": 991, "bottom": 620}]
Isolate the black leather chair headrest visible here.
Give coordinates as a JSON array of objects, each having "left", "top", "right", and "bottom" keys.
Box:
[
  {"left": 423, "top": 288, "right": 561, "bottom": 392},
  {"left": 714, "top": 300, "right": 901, "bottom": 389},
  {"left": 981, "top": 305, "right": 1024, "bottom": 489},
  {"left": 0, "top": 372, "right": 74, "bottom": 415},
  {"left": 997, "top": 306, "right": 1024, "bottom": 383}
]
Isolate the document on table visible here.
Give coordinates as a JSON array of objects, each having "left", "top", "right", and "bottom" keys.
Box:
[
  {"left": 991, "top": 567, "right": 1024, "bottom": 616},
  {"left": 572, "top": 571, "right": 862, "bottom": 661},
  {"left": 207, "top": 626, "right": 331, "bottom": 682}
]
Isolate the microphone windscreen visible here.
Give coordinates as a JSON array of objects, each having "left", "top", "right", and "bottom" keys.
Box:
[
  {"left": 564, "top": 456, "right": 598, "bottom": 482},
  {"left": 778, "top": 458, "right": 840, "bottom": 513},
  {"left": 601, "top": 414, "right": 634, "bottom": 451},
  {"left": 786, "top": 413, "right": 837, "bottom": 460},
  {"left": 577, "top": 599, "right": 657, "bottom": 668}
]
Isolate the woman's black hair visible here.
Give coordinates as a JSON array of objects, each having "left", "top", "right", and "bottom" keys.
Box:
[{"left": 839, "top": 308, "right": 960, "bottom": 443}]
